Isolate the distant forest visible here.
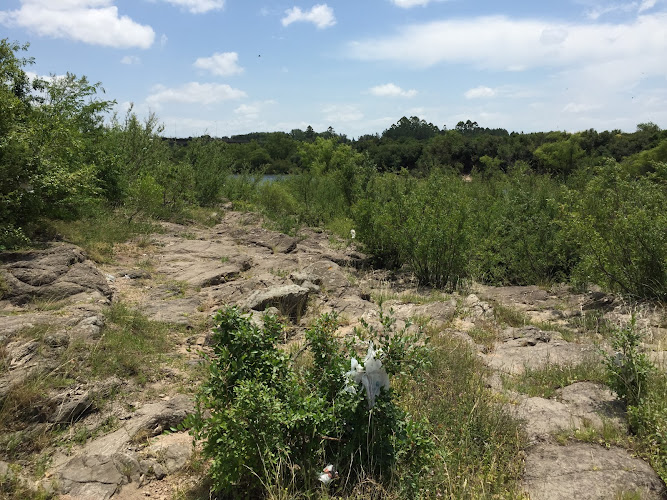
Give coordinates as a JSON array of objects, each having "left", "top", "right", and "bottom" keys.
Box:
[{"left": 163, "top": 116, "right": 667, "bottom": 177}]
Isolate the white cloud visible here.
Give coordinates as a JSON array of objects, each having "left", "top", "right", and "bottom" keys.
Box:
[
  {"left": 121, "top": 55, "right": 141, "bottom": 65},
  {"left": 464, "top": 86, "right": 496, "bottom": 99},
  {"left": 369, "top": 83, "right": 417, "bottom": 98},
  {"left": 147, "top": 82, "right": 247, "bottom": 106},
  {"left": 234, "top": 100, "right": 276, "bottom": 120},
  {"left": 638, "top": 0, "right": 657, "bottom": 12},
  {"left": 282, "top": 4, "right": 335, "bottom": 29},
  {"left": 25, "top": 71, "right": 66, "bottom": 83},
  {"left": 391, "top": 0, "right": 437, "bottom": 7},
  {"left": 322, "top": 104, "right": 364, "bottom": 122},
  {"left": 347, "top": 14, "right": 667, "bottom": 83},
  {"left": 0, "top": 0, "right": 154, "bottom": 48},
  {"left": 194, "top": 52, "right": 244, "bottom": 76},
  {"left": 158, "top": 0, "right": 225, "bottom": 14}
]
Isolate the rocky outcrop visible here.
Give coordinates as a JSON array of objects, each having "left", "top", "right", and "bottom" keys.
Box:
[
  {"left": 242, "top": 284, "right": 312, "bottom": 319},
  {"left": 483, "top": 325, "right": 596, "bottom": 374},
  {"left": 524, "top": 443, "right": 665, "bottom": 499},
  {"left": 0, "top": 244, "right": 112, "bottom": 305}
]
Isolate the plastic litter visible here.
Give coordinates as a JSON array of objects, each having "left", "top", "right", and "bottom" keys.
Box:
[
  {"left": 344, "top": 342, "right": 390, "bottom": 408},
  {"left": 318, "top": 464, "right": 338, "bottom": 484}
]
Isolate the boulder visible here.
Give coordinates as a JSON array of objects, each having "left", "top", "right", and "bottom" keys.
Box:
[{"left": 242, "top": 284, "right": 311, "bottom": 319}]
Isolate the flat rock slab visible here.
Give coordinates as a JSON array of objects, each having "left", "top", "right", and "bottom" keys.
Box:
[
  {"left": 513, "top": 382, "right": 626, "bottom": 442},
  {"left": 484, "top": 326, "right": 596, "bottom": 375},
  {"left": 523, "top": 443, "right": 666, "bottom": 499},
  {"left": 556, "top": 382, "right": 626, "bottom": 430},
  {"left": 159, "top": 260, "right": 251, "bottom": 289},
  {"left": 1, "top": 244, "right": 111, "bottom": 305},
  {"left": 58, "top": 454, "right": 126, "bottom": 500}
]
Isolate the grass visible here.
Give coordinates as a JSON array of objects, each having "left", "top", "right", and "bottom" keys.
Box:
[
  {"left": 571, "top": 309, "right": 616, "bottom": 337},
  {"left": 553, "top": 416, "right": 628, "bottom": 448},
  {"left": 398, "top": 331, "right": 526, "bottom": 498},
  {"left": 89, "top": 302, "right": 171, "bottom": 383},
  {"left": 0, "top": 466, "right": 53, "bottom": 500},
  {"left": 371, "top": 289, "right": 450, "bottom": 307},
  {"left": 48, "top": 213, "right": 158, "bottom": 263},
  {"left": 492, "top": 303, "right": 528, "bottom": 327},
  {"left": 502, "top": 357, "right": 606, "bottom": 399},
  {"left": 467, "top": 323, "right": 499, "bottom": 350},
  {"left": 163, "top": 280, "right": 189, "bottom": 298}
]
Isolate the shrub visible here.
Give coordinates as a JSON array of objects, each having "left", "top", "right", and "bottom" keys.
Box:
[
  {"left": 602, "top": 317, "right": 655, "bottom": 409},
  {"left": 470, "top": 164, "right": 575, "bottom": 285},
  {"left": 189, "top": 307, "right": 432, "bottom": 496},
  {"left": 354, "top": 171, "right": 472, "bottom": 289},
  {"left": 602, "top": 317, "right": 666, "bottom": 483},
  {"left": 569, "top": 159, "right": 667, "bottom": 300}
]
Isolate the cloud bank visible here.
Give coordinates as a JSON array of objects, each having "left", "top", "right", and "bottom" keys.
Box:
[{"left": 0, "top": 0, "right": 155, "bottom": 48}]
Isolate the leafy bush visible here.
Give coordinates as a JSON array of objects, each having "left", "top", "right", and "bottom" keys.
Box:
[
  {"left": 189, "top": 307, "right": 432, "bottom": 496},
  {"left": 569, "top": 160, "right": 667, "bottom": 300},
  {"left": 354, "top": 171, "right": 472, "bottom": 289},
  {"left": 471, "top": 165, "right": 576, "bottom": 285},
  {"left": 602, "top": 317, "right": 655, "bottom": 409},
  {"left": 602, "top": 317, "right": 666, "bottom": 483}
]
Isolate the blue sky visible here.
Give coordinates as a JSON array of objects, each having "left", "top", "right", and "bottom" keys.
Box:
[{"left": 2, "top": 0, "right": 666, "bottom": 138}]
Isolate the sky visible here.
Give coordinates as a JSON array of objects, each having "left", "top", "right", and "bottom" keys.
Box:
[{"left": 1, "top": 0, "right": 667, "bottom": 138}]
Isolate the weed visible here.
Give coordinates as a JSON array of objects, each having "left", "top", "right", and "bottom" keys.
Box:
[
  {"left": 503, "top": 358, "right": 606, "bottom": 399},
  {"left": 493, "top": 303, "right": 527, "bottom": 327},
  {"left": 220, "top": 256, "right": 229, "bottom": 263},
  {"left": 0, "top": 273, "right": 9, "bottom": 300},
  {"left": 48, "top": 214, "right": 158, "bottom": 263},
  {"left": 602, "top": 316, "right": 655, "bottom": 408},
  {"left": 88, "top": 302, "right": 170, "bottom": 383}
]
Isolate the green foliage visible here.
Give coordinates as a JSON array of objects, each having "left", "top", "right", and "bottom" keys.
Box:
[
  {"left": 189, "top": 307, "right": 432, "bottom": 496},
  {"left": 471, "top": 165, "right": 576, "bottom": 285},
  {"left": 401, "top": 333, "right": 526, "bottom": 497},
  {"left": 602, "top": 318, "right": 666, "bottom": 483},
  {"left": 569, "top": 159, "right": 667, "bottom": 300},
  {"left": 602, "top": 317, "right": 655, "bottom": 408},
  {"left": 626, "top": 372, "right": 667, "bottom": 483},
  {"left": 354, "top": 171, "right": 471, "bottom": 289},
  {"left": 0, "top": 40, "right": 113, "bottom": 247}
]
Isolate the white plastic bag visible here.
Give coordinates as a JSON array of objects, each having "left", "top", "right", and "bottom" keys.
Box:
[{"left": 344, "top": 342, "right": 390, "bottom": 408}]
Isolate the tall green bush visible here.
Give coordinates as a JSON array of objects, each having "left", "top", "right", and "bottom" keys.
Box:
[
  {"left": 354, "top": 171, "right": 472, "bottom": 289},
  {"left": 471, "top": 164, "right": 575, "bottom": 285},
  {"left": 189, "top": 307, "right": 432, "bottom": 496},
  {"left": 569, "top": 159, "right": 667, "bottom": 300}
]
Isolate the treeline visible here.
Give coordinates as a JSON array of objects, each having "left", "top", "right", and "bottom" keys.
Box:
[
  {"left": 164, "top": 116, "right": 667, "bottom": 178},
  {"left": 1, "top": 39, "right": 666, "bottom": 300}
]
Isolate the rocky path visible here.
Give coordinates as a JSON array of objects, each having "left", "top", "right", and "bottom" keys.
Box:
[{"left": 1, "top": 210, "right": 665, "bottom": 499}]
